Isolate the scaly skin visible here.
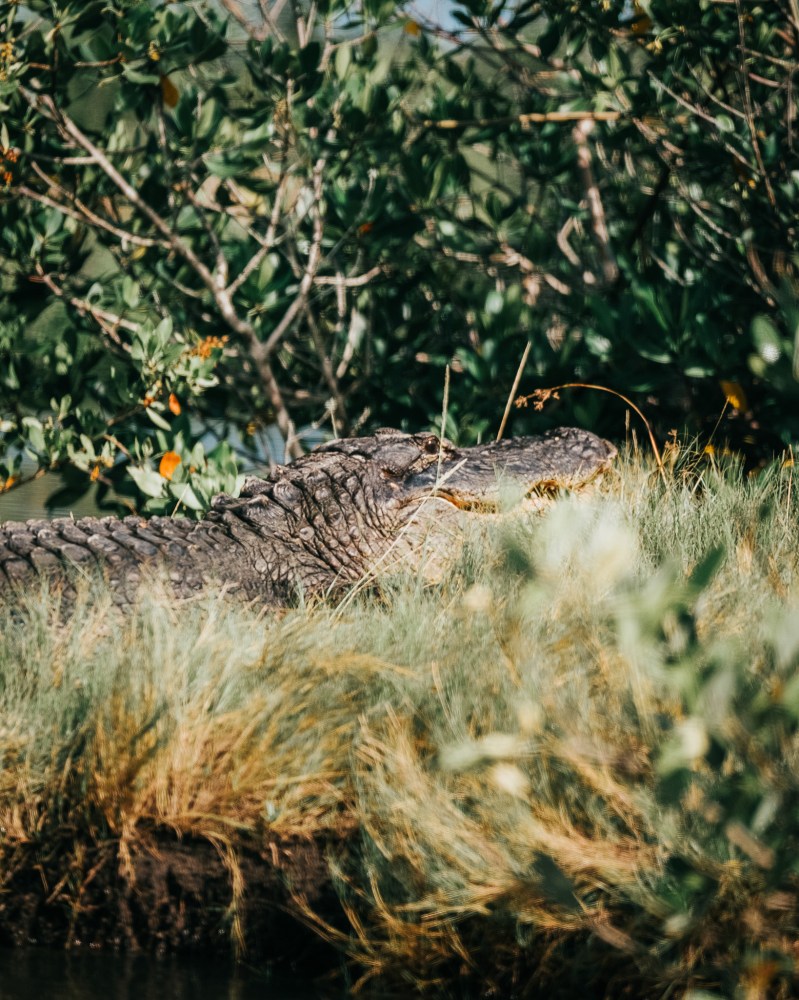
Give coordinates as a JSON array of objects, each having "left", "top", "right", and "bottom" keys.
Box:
[{"left": 0, "top": 427, "right": 617, "bottom": 607}]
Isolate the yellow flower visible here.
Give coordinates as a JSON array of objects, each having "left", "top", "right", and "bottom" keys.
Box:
[{"left": 720, "top": 380, "right": 748, "bottom": 412}]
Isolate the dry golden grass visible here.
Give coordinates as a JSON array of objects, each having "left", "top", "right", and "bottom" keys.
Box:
[{"left": 2, "top": 451, "right": 799, "bottom": 996}]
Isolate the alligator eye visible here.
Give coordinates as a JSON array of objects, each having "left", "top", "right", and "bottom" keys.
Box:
[{"left": 422, "top": 436, "right": 440, "bottom": 454}]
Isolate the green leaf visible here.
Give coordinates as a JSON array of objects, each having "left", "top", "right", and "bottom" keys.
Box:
[
  {"left": 146, "top": 407, "right": 172, "bottom": 431},
  {"left": 128, "top": 463, "right": 166, "bottom": 498},
  {"left": 335, "top": 42, "right": 351, "bottom": 79},
  {"left": 485, "top": 290, "right": 504, "bottom": 316},
  {"left": 751, "top": 314, "right": 782, "bottom": 365},
  {"left": 21, "top": 417, "right": 46, "bottom": 454},
  {"left": 168, "top": 480, "right": 203, "bottom": 510},
  {"left": 122, "top": 64, "right": 161, "bottom": 86},
  {"left": 688, "top": 546, "right": 725, "bottom": 593}
]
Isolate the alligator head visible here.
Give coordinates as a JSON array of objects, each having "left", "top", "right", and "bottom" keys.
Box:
[{"left": 0, "top": 427, "right": 616, "bottom": 607}]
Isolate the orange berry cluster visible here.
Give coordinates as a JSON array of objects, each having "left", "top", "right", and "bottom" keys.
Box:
[
  {"left": 191, "top": 334, "right": 229, "bottom": 359},
  {"left": 0, "top": 147, "right": 17, "bottom": 188}
]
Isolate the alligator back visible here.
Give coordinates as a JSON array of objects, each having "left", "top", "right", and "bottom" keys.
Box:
[{"left": 0, "top": 514, "right": 243, "bottom": 605}]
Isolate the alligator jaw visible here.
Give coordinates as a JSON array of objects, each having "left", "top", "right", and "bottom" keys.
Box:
[
  {"left": 398, "top": 427, "right": 618, "bottom": 514},
  {"left": 373, "top": 427, "right": 617, "bottom": 585}
]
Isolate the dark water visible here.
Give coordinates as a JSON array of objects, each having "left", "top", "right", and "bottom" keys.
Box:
[
  {"left": 0, "top": 474, "right": 108, "bottom": 523},
  {"left": 0, "top": 949, "right": 333, "bottom": 1000}
]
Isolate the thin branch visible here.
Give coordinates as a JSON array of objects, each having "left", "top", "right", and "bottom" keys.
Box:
[
  {"left": 218, "top": 0, "right": 263, "bottom": 38},
  {"left": 313, "top": 266, "right": 383, "bottom": 287},
  {"left": 0, "top": 467, "right": 48, "bottom": 496},
  {"left": 556, "top": 215, "right": 581, "bottom": 267},
  {"left": 20, "top": 89, "right": 221, "bottom": 288},
  {"left": 261, "top": 159, "right": 325, "bottom": 357},
  {"left": 517, "top": 383, "right": 666, "bottom": 482},
  {"left": 335, "top": 309, "right": 364, "bottom": 381},
  {"left": 182, "top": 183, "right": 228, "bottom": 287},
  {"left": 322, "top": 29, "right": 378, "bottom": 68},
  {"left": 32, "top": 264, "right": 137, "bottom": 347},
  {"left": 258, "top": 0, "right": 289, "bottom": 42},
  {"left": 226, "top": 171, "right": 290, "bottom": 296},
  {"left": 472, "top": 19, "right": 537, "bottom": 89},
  {"left": 626, "top": 165, "right": 671, "bottom": 253},
  {"left": 74, "top": 54, "right": 124, "bottom": 69},
  {"left": 23, "top": 142, "right": 151, "bottom": 169},
  {"left": 647, "top": 71, "right": 761, "bottom": 174},
  {"left": 303, "top": 303, "right": 349, "bottom": 433},
  {"left": 499, "top": 244, "right": 574, "bottom": 297},
  {"left": 573, "top": 120, "right": 619, "bottom": 284},
  {"left": 422, "top": 110, "right": 623, "bottom": 130},
  {"left": 22, "top": 167, "right": 164, "bottom": 248},
  {"left": 297, "top": 0, "right": 317, "bottom": 46},
  {"left": 734, "top": 0, "right": 778, "bottom": 208}
]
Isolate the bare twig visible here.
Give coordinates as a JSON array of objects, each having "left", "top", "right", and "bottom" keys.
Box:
[
  {"left": 646, "top": 71, "right": 763, "bottom": 175},
  {"left": 436, "top": 364, "right": 451, "bottom": 485},
  {"left": 499, "top": 244, "right": 574, "bottom": 296},
  {"left": 496, "top": 341, "right": 531, "bottom": 443},
  {"left": 0, "top": 467, "right": 48, "bottom": 495},
  {"left": 556, "top": 216, "right": 581, "bottom": 267},
  {"left": 102, "top": 434, "right": 132, "bottom": 459},
  {"left": 303, "top": 303, "right": 349, "bottom": 433},
  {"left": 226, "top": 171, "right": 290, "bottom": 296},
  {"left": 182, "top": 183, "right": 228, "bottom": 287},
  {"left": 422, "top": 110, "right": 622, "bottom": 130},
  {"left": 21, "top": 170, "right": 164, "bottom": 249},
  {"left": 32, "top": 264, "right": 137, "bottom": 347},
  {"left": 335, "top": 309, "right": 366, "bottom": 381},
  {"left": 262, "top": 159, "right": 326, "bottom": 357},
  {"left": 259, "top": 0, "right": 290, "bottom": 42},
  {"left": 219, "top": 0, "right": 263, "bottom": 38},
  {"left": 297, "top": 0, "right": 317, "bottom": 46},
  {"left": 626, "top": 165, "right": 671, "bottom": 253},
  {"left": 314, "top": 266, "right": 383, "bottom": 287}
]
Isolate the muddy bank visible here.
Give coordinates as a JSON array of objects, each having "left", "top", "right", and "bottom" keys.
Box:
[{"left": 0, "top": 829, "right": 348, "bottom": 969}]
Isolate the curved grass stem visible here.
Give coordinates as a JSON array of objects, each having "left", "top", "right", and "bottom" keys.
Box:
[{"left": 516, "top": 382, "right": 666, "bottom": 483}]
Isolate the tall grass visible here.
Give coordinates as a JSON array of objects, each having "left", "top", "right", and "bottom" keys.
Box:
[{"left": 2, "top": 452, "right": 799, "bottom": 997}]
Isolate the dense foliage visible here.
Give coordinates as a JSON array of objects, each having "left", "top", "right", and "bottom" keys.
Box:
[{"left": 0, "top": 0, "right": 797, "bottom": 511}]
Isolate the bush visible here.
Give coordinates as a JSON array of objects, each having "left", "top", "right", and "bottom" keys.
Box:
[{"left": 1, "top": 0, "right": 798, "bottom": 513}]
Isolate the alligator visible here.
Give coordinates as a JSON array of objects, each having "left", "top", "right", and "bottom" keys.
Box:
[{"left": 0, "top": 427, "right": 616, "bottom": 607}]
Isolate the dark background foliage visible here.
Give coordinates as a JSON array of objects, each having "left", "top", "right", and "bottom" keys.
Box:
[{"left": 1, "top": 0, "right": 797, "bottom": 513}]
